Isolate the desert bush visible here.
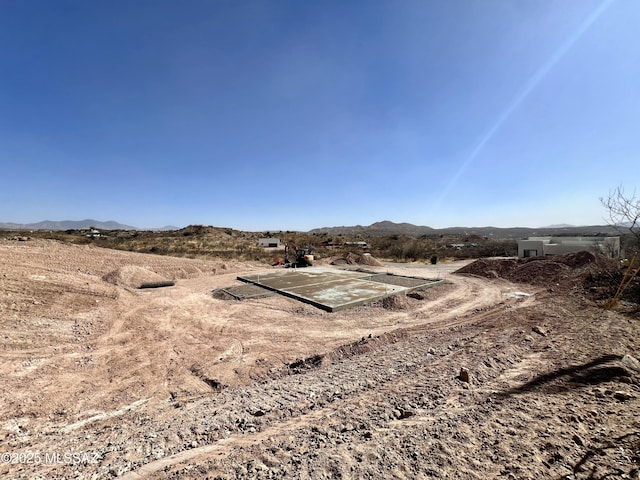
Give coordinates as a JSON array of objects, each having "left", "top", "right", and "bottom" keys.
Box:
[{"left": 26, "top": 226, "right": 518, "bottom": 264}]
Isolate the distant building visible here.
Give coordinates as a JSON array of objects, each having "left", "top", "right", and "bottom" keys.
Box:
[
  {"left": 448, "top": 243, "right": 477, "bottom": 250},
  {"left": 345, "top": 241, "right": 369, "bottom": 248},
  {"left": 258, "top": 237, "right": 281, "bottom": 248},
  {"left": 517, "top": 236, "right": 620, "bottom": 258}
]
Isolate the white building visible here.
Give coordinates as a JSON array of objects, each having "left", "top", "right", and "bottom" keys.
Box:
[
  {"left": 517, "top": 236, "right": 620, "bottom": 258},
  {"left": 258, "top": 237, "right": 281, "bottom": 248},
  {"left": 345, "top": 241, "right": 369, "bottom": 248}
]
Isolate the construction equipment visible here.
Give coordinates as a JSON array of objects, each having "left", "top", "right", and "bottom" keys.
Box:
[{"left": 284, "top": 243, "right": 314, "bottom": 268}]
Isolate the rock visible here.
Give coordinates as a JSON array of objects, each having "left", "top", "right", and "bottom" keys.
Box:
[
  {"left": 396, "top": 410, "right": 415, "bottom": 420},
  {"left": 622, "top": 354, "right": 640, "bottom": 372},
  {"left": 340, "top": 423, "right": 355, "bottom": 432},
  {"left": 613, "top": 391, "right": 633, "bottom": 401},
  {"left": 572, "top": 434, "right": 585, "bottom": 446},
  {"left": 428, "top": 347, "right": 436, "bottom": 355},
  {"left": 532, "top": 326, "right": 547, "bottom": 337},
  {"left": 459, "top": 367, "right": 470, "bottom": 383}
]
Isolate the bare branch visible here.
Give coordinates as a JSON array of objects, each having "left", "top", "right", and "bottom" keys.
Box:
[{"left": 600, "top": 185, "right": 640, "bottom": 243}]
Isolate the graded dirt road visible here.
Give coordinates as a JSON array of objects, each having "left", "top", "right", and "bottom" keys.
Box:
[{"left": 1, "top": 239, "right": 638, "bottom": 479}]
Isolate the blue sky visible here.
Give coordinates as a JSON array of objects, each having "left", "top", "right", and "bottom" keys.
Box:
[{"left": 1, "top": 0, "right": 639, "bottom": 231}]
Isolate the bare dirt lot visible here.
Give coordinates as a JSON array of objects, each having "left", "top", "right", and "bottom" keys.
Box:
[{"left": 1, "top": 239, "right": 639, "bottom": 479}]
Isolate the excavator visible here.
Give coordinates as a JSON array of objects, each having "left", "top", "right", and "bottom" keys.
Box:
[{"left": 272, "top": 243, "right": 314, "bottom": 267}]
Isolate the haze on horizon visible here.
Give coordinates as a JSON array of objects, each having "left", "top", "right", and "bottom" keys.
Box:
[{"left": 1, "top": 0, "right": 639, "bottom": 231}]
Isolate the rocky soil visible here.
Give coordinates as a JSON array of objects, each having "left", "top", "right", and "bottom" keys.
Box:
[{"left": 1, "top": 239, "right": 638, "bottom": 479}]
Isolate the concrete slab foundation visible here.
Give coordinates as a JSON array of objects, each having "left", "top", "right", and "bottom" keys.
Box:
[
  {"left": 216, "top": 284, "right": 275, "bottom": 301},
  {"left": 237, "top": 267, "right": 443, "bottom": 312}
]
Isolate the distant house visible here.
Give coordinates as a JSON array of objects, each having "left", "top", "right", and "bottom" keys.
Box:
[
  {"left": 517, "top": 236, "right": 620, "bottom": 258},
  {"left": 258, "top": 237, "right": 281, "bottom": 248},
  {"left": 345, "top": 241, "right": 369, "bottom": 249},
  {"left": 448, "top": 243, "right": 478, "bottom": 250}
]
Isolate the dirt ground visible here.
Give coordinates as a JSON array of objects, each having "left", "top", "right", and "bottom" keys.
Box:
[{"left": 1, "top": 239, "right": 638, "bottom": 479}]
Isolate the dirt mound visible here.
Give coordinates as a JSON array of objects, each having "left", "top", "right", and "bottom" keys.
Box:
[
  {"left": 510, "top": 261, "right": 570, "bottom": 285},
  {"left": 379, "top": 294, "right": 413, "bottom": 310},
  {"left": 455, "top": 251, "right": 619, "bottom": 288},
  {"left": 456, "top": 258, "right": 519, "bottom": 279},
  {"left": 102, "top": 265, "right": 172, "bottom": 289},
  {"left": 554, "top": 250, "right": 596, "bottom": 268},
  {"left": 331, "top": 252, "right": 383, "bottom": 267}
]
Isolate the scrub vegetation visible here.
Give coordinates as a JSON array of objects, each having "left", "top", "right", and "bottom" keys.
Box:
[{"left": 9, "top": 226, "right": 518, "bottom": 264}]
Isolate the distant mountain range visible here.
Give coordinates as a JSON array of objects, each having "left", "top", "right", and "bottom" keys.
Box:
[
  {"left": 308, "top": 220, "right": 621, "bottom": 238},
  {"left": 0, "top": 219, "right": 624, "bottom": 238},
  {"left": 542, "top": 223, "right": 576, "bottom": 229},
  {"left": 0, "top": 219, "right": 138, "bottom": 231}
]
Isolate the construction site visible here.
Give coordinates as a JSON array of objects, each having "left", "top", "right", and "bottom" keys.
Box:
[{"left": 1, "top": 237, "right": 639, "bottom": 479}]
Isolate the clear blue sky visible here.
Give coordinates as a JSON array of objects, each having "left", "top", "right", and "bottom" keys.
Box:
[{"left": 1, "top": 0, "right": 639, "bottom": 231}]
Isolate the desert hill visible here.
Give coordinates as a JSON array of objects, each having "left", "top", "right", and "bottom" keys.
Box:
[{"left": 0, "top": 219, "right": 622, "bottom": 239}]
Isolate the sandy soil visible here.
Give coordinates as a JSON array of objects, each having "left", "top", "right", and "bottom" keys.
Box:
[{"left": 0, "top": 239, "right": 638, "bottom": 479}]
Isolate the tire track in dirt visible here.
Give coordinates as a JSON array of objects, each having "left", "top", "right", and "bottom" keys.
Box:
[
  {"left": 3, "top": 242, "right": 557, "bottom": 479},
  {"left": 149, "top": 296, "right": 628, "bottom": 480},
  {"left": 63, "top": 282, "right": 520, "bottom": 477},
  {"left": 117, "top": 296, "right": 535, "bottom": 478}
]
